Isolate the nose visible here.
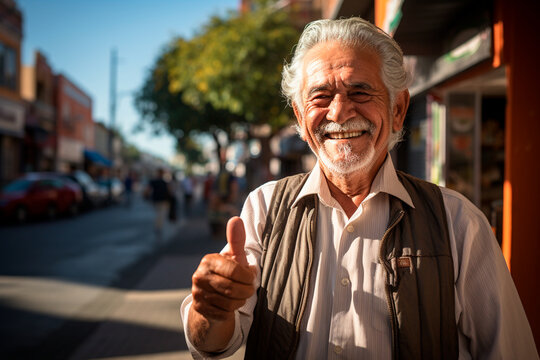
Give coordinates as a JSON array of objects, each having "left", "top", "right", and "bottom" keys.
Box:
[{"left": 327, "top": 95, "right": 354, "bottom": 123}]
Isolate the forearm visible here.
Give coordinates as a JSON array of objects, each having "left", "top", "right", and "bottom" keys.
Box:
[{"left": 187, "top": 305, "right": 236, "bottom": 353}]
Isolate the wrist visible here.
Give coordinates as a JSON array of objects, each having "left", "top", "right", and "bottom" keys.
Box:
[{"left": 188, "top": 306, "right": 236, "bottom": 352}]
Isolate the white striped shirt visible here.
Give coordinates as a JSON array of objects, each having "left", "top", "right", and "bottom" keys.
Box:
[{"left": 181, "top": 156, "right": 538, "bottom": 359}]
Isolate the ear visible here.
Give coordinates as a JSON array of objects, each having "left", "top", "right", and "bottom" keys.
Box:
[
  {"left": 292, "top": 103, "right": 306, "bottom": 140},
  {"left": 392, "top": 89, "right": 410, "bottom": 132}
]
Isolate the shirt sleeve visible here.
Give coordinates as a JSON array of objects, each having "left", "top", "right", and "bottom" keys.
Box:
[
  {"left": 442, "top": 187, "right": 539, "bottom": 359},
  {"left": 179, "top": 182, "right": 275, "bottom": 358}
]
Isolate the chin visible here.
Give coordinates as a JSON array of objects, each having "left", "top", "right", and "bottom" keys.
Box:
[{"left": 318, "top": 145, "right": 376, "bottom": 176}]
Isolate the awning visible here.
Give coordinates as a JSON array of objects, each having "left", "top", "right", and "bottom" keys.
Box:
[{"left": 84, "top": 149, "right": 112, "bottom": 167}]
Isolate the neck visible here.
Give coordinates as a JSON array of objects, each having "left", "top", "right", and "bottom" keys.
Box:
[{"left": 321, "top": 154, "right": 387, "bottom": 218}]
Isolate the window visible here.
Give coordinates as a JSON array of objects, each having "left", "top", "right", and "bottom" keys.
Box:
[{"left": 0, "top": 43, "right": 17, "bottom": 90}]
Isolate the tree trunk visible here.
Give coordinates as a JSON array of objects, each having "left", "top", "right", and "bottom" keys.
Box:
[{"left": 211, "top": 129, "right": 226, "bottom": 173}]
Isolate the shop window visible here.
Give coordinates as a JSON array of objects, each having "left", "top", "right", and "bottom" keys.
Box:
[
  {"left": 0, "top": 43, "right": 17, "bottom": 91},
  {"left": 446, "top": 93, "right": 505, "bottom": 245},
  {"left": 447, "top": 93, "right": 476, "bottom": 202}
]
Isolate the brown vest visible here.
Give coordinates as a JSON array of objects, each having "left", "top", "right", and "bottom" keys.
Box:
[{"left": 245, "top": 171, "right": 458, "bottom": 360}]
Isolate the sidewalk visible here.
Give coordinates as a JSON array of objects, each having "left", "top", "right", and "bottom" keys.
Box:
[{"left": 66, "top": 203, "right": 245, "bottom": 360}]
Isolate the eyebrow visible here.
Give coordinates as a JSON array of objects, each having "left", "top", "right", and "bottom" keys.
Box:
[
  {"left": 306, "top": 81, "right": 375, "bottom": 97},
  {"left": 306, "top": 84, "right": 330, "bottom": 97},
  {"left": 346, "top": 82, "right": 375, "bottom": 91}
]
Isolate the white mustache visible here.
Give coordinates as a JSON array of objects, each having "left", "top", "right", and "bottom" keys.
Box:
[{"left": 316, "top": 119, "right": 375, "bottom": 136}]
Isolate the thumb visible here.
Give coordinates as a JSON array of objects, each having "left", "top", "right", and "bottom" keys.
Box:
[{"left": 225, "top": 216, "right": 248, "bottom": 266}]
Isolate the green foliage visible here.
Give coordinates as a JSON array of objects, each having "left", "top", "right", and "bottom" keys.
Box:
[
  {"left": 135, "top": 49, "right": 239, "bottom": 138},
  {"left": 135, "top": 6, "right": 299, "bottom": 139},
  {"left": 122, "top": 143, "right": 141, "bottom": 163},
  {"left": 135, "top": 6, "right": 300, "bottom": 173},
  {"left": 178, "top": 8, "right": 299, "bottom": 128}
]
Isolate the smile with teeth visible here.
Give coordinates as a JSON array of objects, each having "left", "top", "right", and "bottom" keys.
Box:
[{"left": 326, "top": 130, "right": 366, "bottom": 139}]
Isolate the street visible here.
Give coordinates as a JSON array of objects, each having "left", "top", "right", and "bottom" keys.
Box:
[
  {"left": 0, "top": 194, "right": 233, "bottom": 359},
  {"left": 0, "top": 197, "right": 166, "bottom": 287}
]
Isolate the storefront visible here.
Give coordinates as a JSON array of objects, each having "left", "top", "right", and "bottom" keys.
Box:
[
  {"left": 0, "top": 0, "right": 24, "bottom": 185},
  {"left": 326, "top": 0, "right": 540, "bottom": 345},
  {"left": 400, "top": 28, "right": 507, "bottom": 243},
  {"left": 21, "top": 51, "right": 57, "bottom": 173},
  {"left": 0, "top": 96, "right": 25, "bottom": 185},
  {"left": 54, "top": 74, "right": 93, "bottom": 173},
  {"left": 56, "top": 136, "right": 83, "bottom": 173}
]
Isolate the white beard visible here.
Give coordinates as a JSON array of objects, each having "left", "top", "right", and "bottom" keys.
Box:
[
  {"left": 316, "top": 140, "right": 376, "bottom": 175},
  {"left": 309, "top": 118, "right": 378, "bottom": 176}
]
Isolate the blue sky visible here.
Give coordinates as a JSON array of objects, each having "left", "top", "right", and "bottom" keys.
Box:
[{"left": 18, "top": 0, "right": 239, "bottom": 161}]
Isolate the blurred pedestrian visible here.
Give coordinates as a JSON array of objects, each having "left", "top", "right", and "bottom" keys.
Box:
[
  {"left": 168, "top": 173, "right": 179, "bottom": 222},
  {"left": 208, "top": 169, "right": 239, "bottom": 238},
  {"left": 203, "top": 172, "right": 215, "bottom": 205},
  {"left": 181, "top": 174, "right": 194, "bottom": 216},
  {"left": 123, "top": 171, "right": 134, "bottom": 207},
  {"left": 145, "top": 168, "right": 171, "bottom": 238}
]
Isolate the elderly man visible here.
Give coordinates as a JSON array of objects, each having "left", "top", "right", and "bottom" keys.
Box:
[{"left": 181, "top": 17, "right": 538, "bottom": 359}]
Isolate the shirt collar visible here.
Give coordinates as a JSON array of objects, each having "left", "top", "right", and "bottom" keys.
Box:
[{"left": 292, "top": 155, "right": 415, "bottom": 209}]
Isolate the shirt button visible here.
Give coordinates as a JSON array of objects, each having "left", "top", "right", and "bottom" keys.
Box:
[
  {"left": 341, "top": 277, "right": 350, "bottom": 286},
  {"left": 334, "top": 345, "right": 343, "bottom": 354},
  {"left": 346, "top": 225, "right": 354, "bottom": 233}
]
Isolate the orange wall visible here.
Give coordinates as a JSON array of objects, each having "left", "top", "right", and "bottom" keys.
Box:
[
  {"left": 374, "top": 0, "right": 388, "bottom": 29},
  {"left": 500, "top": 0, "right": 540, "bottom": 348}
]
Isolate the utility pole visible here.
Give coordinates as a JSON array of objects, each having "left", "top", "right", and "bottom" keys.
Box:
[{"left": 108, "top": 48, "right": 118, "bottom": 202}]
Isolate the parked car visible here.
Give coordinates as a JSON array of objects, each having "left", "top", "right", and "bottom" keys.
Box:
[
  {"left": 97, "top": 177, "right": 125, "bottom": 204},
  {"left": 0, "top": 173, "right": 83, "bottom": 223},
  {"left": 60, "top": 170, "right": 106, "bottom": 209}
]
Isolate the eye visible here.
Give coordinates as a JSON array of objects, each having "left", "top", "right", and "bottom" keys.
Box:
[
  {"left": 309, "top": 93, "right": 332, "bottom": 104},
  {"left": 314, "top": 94, "right": 330, "bottom": 99},
  {"left": 349, "top": 91, "right": 371, "bottom": 102}
]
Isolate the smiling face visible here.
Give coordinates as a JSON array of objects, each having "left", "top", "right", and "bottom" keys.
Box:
[{"left": 294, "top": 41, "right": 408, "bottom": 178}]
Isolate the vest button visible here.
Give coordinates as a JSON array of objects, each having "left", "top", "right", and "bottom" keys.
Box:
[
  {"left": 346, "top": 225, "right": 354, "bottom": 233},
  {"left": 334, "top": 345, "right": 343, "bottom": 354},
  {"left": 341, "top": 277, "right": 350, "bottom": 286}
]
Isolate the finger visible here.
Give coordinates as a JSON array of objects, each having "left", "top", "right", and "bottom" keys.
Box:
[
  {"left": 191, "top": 299, "right": 237, "bottom": 322},
  {"left": 198, "top": 253, "right": 254, "bottom": 284},
  {"left": 192, "top": 287, "right": 247, "bottom": 313},
  {"left": 225, "top": 216, "right": 248, "bottom": 266},
  {"left": 192, "top": 271, "right": 256, "bottom": 300}
]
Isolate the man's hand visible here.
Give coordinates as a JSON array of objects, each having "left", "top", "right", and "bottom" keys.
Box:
[{"left": 188, "top": 216, "right": 256, "bottom": 351}]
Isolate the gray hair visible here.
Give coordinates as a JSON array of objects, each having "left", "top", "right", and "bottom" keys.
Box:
[
  {"left": 282, "top": 17, "right": 410, "bottom": 109},
  {"left": 282, "top": 17, "right": 409, "bottom": 150}
]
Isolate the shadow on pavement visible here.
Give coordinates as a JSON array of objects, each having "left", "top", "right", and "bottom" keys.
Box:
[{"left": 2, "top": 200, "right": 228, "bottom": 359}]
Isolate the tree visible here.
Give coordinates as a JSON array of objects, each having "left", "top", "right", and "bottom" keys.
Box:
[
  {"left": 135, "top": 43, "right": 242, "bottom": 171},
  {"left": 177, "top": 135, "right": 207, "bottom": 174},
  {"left": 135, "top": 5, "right": 300, "bottom": 177}
]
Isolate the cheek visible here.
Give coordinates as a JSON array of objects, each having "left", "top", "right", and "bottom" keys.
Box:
[
  {"left": 359, "top": 105, "right": 389, "bottom": 130},
  {"left": 304, "top": 107, "right": 326, "bottom": 129}
]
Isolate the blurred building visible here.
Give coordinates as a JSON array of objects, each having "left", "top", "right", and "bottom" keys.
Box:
[
  {"left": 0, "top": 0, "right": 24, "bottom": 186},
  {"left": 321, "top": 0, "right": 540, "bottom": 347},
  {"left": 85, "top": 121, "right": 113, "bottom": 178},
  {"left": 21, "top": 51, "right": 56, "bottom": 172},
  {"left": 54, "top": 74, "right": 93, "bottom": 173},
  {"left": 91, "top": 120, "right": 125, "bottom": 178}
]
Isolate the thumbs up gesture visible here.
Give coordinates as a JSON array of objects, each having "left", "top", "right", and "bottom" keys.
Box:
[
  {"left": 223, "top": 216, "right": 249, "bottom": 266},
  {"left": 190, "top": 216, "right": 256, "bottom": 322}
]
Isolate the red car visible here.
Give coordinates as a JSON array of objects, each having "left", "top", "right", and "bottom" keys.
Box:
[{"left": 0, "top": 173, "right": 83, "bottom": 223}]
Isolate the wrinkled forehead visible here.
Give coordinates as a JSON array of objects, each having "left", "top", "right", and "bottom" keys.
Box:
[{"left": 300, "top": 41, "right": 382, "bottom": 94}]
